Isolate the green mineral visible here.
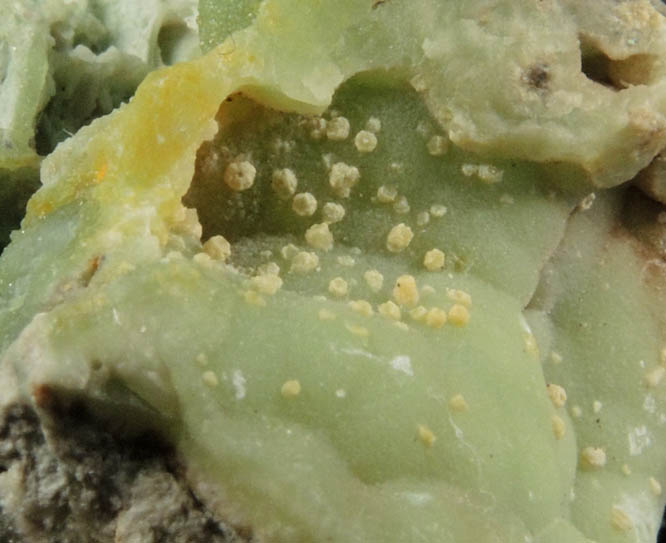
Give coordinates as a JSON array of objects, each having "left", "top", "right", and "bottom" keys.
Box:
[{"left": 1, "top": 1, "right": 666, "bottom": 542}]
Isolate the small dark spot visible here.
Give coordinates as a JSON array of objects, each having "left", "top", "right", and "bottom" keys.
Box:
[
  {"left": 372, "top": 0, "right": 387, "bottom": 8},
  {"left": 658, "top": 508, "right": 666, "bottom": 542},
  {"left": 32, "top": 384, "right": 54, "bottom": 409},
  {"left": 157, "top": 23, "right": 191, "bottom": 66},
  {"left": 595, "top": 418, "right": 600, "bottom": 424},
  {"left": 524, "top": 63, "right": 550, "bottom": 90},
  {"left": 453, "top": 254, "right": 469, "bottom": 272},
  {"left": 64, "top": 399, "right": 88, "bottom": 420},
  {"left": 79, "top": 255, "right": 104, "bottom": 288},
  {"left": 235, "top": 525, "right": 254, "bottom": 540},
  {"left": 202, "top": 518, "right": 229, "bottom": 537},
  {"left": 581, "top": 52, "right": 615, "bottom": 89}
]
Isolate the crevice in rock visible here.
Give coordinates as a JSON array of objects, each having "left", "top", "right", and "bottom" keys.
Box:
[
  {"left": 635, "top": 149, "right": 666, "bottom": 205},
  {"left": 0, "top": 167, "right": 41, "bottom": 255},
  {"left": 157, "top": 22, "right": 192, "bottom": 66},
  {"left": 618, "top": 187, "right": 666, "bottom": 259},
  {"left": 523, "top": 194, "right": 582, "bottom": 313},
  {"left": 579, "top": 34, "right": 658, "bottom": 91}
]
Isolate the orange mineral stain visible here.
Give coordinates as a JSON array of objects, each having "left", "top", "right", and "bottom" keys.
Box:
[{"left": 95, "top": 163, "right": 108, "bottom": 183}]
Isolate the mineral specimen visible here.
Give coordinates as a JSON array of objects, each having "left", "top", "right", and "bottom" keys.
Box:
[{"left": 1, "top": 1, "right": 666, "bottom": 542}]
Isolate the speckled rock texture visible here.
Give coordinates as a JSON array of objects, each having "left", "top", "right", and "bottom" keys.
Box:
[{"left": 0, "top": 399, "right": 245, "bottom": 543}]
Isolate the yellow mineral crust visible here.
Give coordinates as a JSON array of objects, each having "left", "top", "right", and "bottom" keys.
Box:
[
  {"left": 29, "top": 56, "right": 231, "bottom": 231},
  {"left": 27, "top": 40, "right": 327, "bottom": 237}
]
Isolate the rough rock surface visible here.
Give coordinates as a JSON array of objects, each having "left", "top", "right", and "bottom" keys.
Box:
[{"left": 0, "top": 400, "right": 245, "bottom": 543}]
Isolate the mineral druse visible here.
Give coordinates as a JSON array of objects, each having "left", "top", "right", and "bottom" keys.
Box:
[{"left": 1, "top": 1, "right": 666, "bottom": 542}]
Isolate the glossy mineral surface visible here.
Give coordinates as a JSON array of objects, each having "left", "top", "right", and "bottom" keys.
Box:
[{"left": 1, "top": 1, "right": 666, "bottom": 542}]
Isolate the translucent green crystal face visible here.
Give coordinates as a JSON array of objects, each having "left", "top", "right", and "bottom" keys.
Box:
[{"left": 1, "top": 1, "right": 666, "bottom": 542}]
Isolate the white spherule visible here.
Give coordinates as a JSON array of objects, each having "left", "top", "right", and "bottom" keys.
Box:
[
  {"left": 354, "top": 130, "right": 378, "bottom": 153},
  {"left": 224, "top": 160, "right": 256, "bottom": 191}
]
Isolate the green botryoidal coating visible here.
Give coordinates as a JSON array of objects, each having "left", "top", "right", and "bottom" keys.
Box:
[{"left": 1, "top": 1, "right": 666, "bottom": 542}]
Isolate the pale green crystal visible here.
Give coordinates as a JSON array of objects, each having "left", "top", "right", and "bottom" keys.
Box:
[{"left": 1, "top": 1, "right": 666, "bottom": 542}]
